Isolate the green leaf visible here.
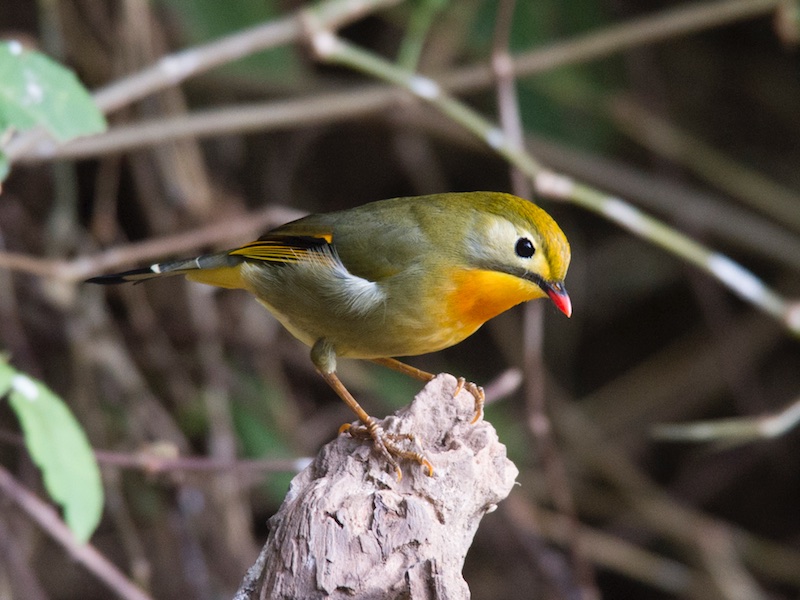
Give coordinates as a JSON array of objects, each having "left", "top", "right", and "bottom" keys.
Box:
[
  {"left": 5, "top": 367, "right": 104, "bottom": 542},
  {"left": 0, "top": 40, "right": 106, "bottom": 142}
]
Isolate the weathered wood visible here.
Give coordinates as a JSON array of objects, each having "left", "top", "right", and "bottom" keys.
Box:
[{"left": 239, "top": 374, "right": 518, "bottom": 600}]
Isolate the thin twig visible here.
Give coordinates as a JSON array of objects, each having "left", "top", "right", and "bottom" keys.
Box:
[
  {"left": 0, "top": 464, "right": 154, "bottom": 600},
  {"left": 610, "top": 96, "right": 800, "bottom": 233},
  {"left": 482, "top": 367, "right": 523, "bottom": 406},
  {"left": 446, "top": 0, "right": 784, "bottom": 92},
  {"left": 653, "top": 394, "right": 800, "bottom": 442},
  {"left": 0, "top": 431, "right": 310, "bottom": 475},
  {"left": 491, "top": 0, "right": 531, "bottom": 200},
  {"left": 503, "top": 494, "right": 700, "bottom": 596},
  {"left": 490, "top": 0, "right": 598, "bottom": 597},
  {"left": 0, "top": 205, "right": 303, "bottom": 281},
  {"left": 551, "top": 389, "right": 800, "bottom": 591},
  {"left": 4, "top": 0, "right": 403, "bottom": 162},
  {"left": 12, "top": 88, "right": 399, "bottom": 162},
  {"left": 11, "top": 0, "right": 783, "bottom": 163},
  {"left": 396, "top": 0, "right": 447, "bottom": 71},
  {"left": 98, "top": 452, "right": 311, "bottom": 475}
]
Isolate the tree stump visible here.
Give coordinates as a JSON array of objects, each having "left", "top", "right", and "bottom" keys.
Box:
[{"left": 237, "top": 374, "right": 519, "bottom": 600}]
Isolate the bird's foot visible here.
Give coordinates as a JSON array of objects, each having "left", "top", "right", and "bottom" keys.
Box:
[
  {"left": 339, "top": 418, "right": 434, "bottom": 480},
  {"left": 454, "top": 377, "right": 485, "bottom": 424}
]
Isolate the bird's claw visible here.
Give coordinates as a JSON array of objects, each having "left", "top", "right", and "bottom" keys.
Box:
[
  {"left": 340, "top": 418, "right": 434, "bottom": 479},
  {"left": 454, "top": 377, "right": 485, "bottom": 424}
]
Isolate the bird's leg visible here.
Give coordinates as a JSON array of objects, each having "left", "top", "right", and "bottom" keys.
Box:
[
  {"left": 372, "top": 357, "right": 485, "bottom": 424},
  {"left": 311, "top": 340, "right": 432, "bottom": 479},
  {"left": 371, "top": 357, "right": 436, "bottom": 383},
  {"left": 316, "top": 370, "right": 434, "bottom": 479}
]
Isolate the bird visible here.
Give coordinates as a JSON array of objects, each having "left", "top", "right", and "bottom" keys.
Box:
[{"left": 88, "top": 191, "right": 572, "bottom": 477}]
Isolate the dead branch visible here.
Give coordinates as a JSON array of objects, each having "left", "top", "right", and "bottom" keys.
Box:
[{"left": 235, "top": 374, "right": 518, "bottom": 600}]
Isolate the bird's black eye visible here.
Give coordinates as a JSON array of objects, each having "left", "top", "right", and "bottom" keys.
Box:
[{"left": 515, "top": 237, "right": 535, "bottom": 258}]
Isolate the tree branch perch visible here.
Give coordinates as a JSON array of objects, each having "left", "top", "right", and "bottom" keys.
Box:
[{"left": 236, "top": 374, "right": 518, "bottom": 600}]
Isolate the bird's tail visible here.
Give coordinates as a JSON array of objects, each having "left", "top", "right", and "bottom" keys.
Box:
[{"left": 86, "top": 252, "right": 246, "bottom": 289}]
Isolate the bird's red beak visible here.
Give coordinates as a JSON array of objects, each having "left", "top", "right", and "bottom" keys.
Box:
[{"left": 545, "top": 282, "right": 572, "bottom": 318}]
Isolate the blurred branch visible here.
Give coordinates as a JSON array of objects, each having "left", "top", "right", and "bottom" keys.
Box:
[
  {"left": 0, "top": 431, "right": 310, "bottom": 475},
  {"left": 582, "top": 312, "right": 777, "bottom": 440},
  {"left": 551, "top": 389, "right": 800, "bottom": 592},
  {"left": 611, "top": 96, "right": 800, "bottom": 233},
  {"left": 491, "top": 1, "right": 597, "bottom": 598},
  {"left": 491, "top": 0, "right": 531, "bottom": 200},
  {"left": 11, "top": 0, "right": 784, "bottom": 163},
  {"left": 99, "top": 452, "right": 310, "bottom": 476},
  {"left": 449, "top": 0, "right": 784, "bottom": 92},
  {"left": 482, "top": 367, "right": 524, "bottom": 406},
  {"left": 12, "top": 88, "right": 399, "bottom": 162},
  {"left": 518, "top": 136, "right": 800, "bottom": 272},
  {"left": 0, "top": 464, "right": 154, "bottom": 600},
  {"left": 4, "top": 0, "right": 402, "bottom": 162},
  {"left": 396, "top": 0, "right": 447, "bottom": 70},
  {"left": 697, "top": 524, "right": 770, "bottom": 600},
  {"left": 653, "top": 394, "right": 800, "bottom": 442},
  {"left": 502, "top": 494, "right": 700, "bottom": 596},
  {"left": 0, "top": 205, "right": 303, "bottom": 281}
]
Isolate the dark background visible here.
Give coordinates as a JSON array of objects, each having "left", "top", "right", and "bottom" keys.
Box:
[{"left": 2, "top": 1, "right": 800, "bottom": 598}]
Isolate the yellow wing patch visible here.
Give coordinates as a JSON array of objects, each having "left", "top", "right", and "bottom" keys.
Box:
[
  {"left": 179, "top": 233, "right": 335, "bottom": 291},
  {"left": 229, "top": 234, "right": 333, "bottom": 264}
]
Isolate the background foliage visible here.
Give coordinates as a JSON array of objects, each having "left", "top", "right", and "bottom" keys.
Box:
[{"left": 2, "top": 1, "right": 800, "bottom": 599}]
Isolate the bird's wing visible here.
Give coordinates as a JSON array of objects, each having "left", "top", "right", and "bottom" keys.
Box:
[{"left": 229, "top": 232, "right": 333, "bottom": 265}]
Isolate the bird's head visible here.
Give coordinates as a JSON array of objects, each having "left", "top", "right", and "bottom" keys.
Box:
[{"left": 461, "top": 192, "right": 572, "bottom": 317}]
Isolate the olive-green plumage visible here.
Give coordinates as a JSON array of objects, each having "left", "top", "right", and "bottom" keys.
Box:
[
  {"left": 233, "top": 192, "right": 570, "bottom": 360},
  {"left": 89, "top": 191, "right": 571, "bottom": 476}
]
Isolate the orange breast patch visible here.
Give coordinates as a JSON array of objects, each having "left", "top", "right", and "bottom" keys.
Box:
[{"left": 445, "top": 268, "right": 543, "bottom": 331}]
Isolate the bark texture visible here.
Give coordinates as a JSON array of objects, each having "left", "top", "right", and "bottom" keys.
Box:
[{"left": 246, "top": 374, "right": 518, "bottom": 600}]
